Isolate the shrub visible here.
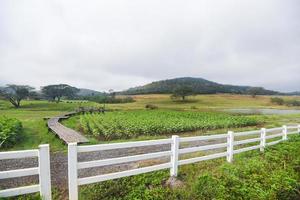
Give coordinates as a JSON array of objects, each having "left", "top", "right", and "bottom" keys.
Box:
[
  {"left": 285, "top": 99, "right": 300, "bottom": 107},
  {"left": 270, "top": 97, "right": 284, "bottom": 105},
  {"left": 0, "top": 116, "right": 22, "bottom": 148},
  {"left": 145, "top": 104, "right": 158, "bottom": 110}
]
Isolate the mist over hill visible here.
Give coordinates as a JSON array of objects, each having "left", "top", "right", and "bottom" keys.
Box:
[{"left": 122, "top": 77, "right": 279, "bottom": 95}]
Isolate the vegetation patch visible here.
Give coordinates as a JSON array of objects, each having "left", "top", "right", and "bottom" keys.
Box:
[
  {"left": 270, "top": 97, "right": 300, "bottom": 107},
  {"left": 0, "top": 116, "right": 23, "bottom": 148},
  {"left": 79, "top": 110, "right": 259, "bottom": 140},
  {"left": 79, "top": 135, "right": 300, "bottom": 200}
]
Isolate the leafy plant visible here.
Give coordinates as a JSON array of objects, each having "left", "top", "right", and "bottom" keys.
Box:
[
  {"left": 79, "top": 110, "right": 259, "bottom": 140},
  {"left": 0, "top": 116, "right": 22, "bottom": 148}
]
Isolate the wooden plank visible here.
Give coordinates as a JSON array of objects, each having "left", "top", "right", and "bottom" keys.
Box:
[
  {"left": 179, "top": 134, "right": 227, "bottom": 143},
  {"left": 0, "top": 149, "right": 38, "bottom": 160},
  {"left": 77, "top": 151, "right": 171, "bottom": 169},
  {"left": 0, "top": 185, "right": 40, "bottom": 198},
  {"left": 233, "top": 145, "right": 261, "bottom": 154},
  {"left": 234, "top": 130, "right": 260, "bottom": 137},
  {"left": 179, "top": 143, "right": 227, "bottom": 154},
  {"left": 0, "top": 168, "right": 39, "bottom": 179},
  {"left": 78, "top": 163, "right": 171, "bottom": 185},
  {"left": 178, "top": 152, "right": 227, "bottom": 166},
  {"left": 47, "top": 114, "right": 88, "bottom": 144},
  {"left": 77, "top": 139, "right": 172, "bottom": 153}
]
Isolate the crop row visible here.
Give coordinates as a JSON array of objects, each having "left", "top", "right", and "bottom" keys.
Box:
[{"left": 79, "top": 110, "right": 259, "bottom": 140}]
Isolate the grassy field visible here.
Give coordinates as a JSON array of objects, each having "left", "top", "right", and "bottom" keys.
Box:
[
  {"left": 76, "top": 135, "right": 300, "bottom": 200},
  {"left": 0, "top": 100, "right": 99, "bottom": 151},
  {"left": 1, "top": 94, "right": 300, "bottom": 151},
  {"left": 1, "top": 94, "right": 300, "bottom": 200}
]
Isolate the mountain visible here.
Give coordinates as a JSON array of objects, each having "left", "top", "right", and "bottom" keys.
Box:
[
  {"left": 122, "top": 77, "right": 279, "bottom": 95},
  {"left": 285, "top": 91, "right": 300, "bottom": 96},
  {"left": 77, "top": 88, "right": 105, "bottom": 96}
]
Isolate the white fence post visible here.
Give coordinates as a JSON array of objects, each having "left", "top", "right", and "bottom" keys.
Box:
[
  {"left": 68, "top": 143, "right": 78, "bottom": 200},
  {"left": 260, "top": 128, "right": 266, "bottom": 152},
  {"left": 38, "top": 144, "right": 52, "bottom": 200},
  {"left": 282, "top": 125, "right": 287, "bottom": 140},
  {"left": 170, "top": 135, "right": 179, "bottom": 177},
  {"left": 227, "top": 131, "right": 234, "bottom": 163},
  {"left": 298, "top": 125, "right": 300, "bottom": 135}
]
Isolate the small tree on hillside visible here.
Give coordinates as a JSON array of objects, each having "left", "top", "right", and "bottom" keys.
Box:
[
  {"left": 41, "top": 84, "right": 79, "bottom": 103},
  {"left": 171, "top": 85, "right": 194, "bottom": 101},
  {"left": 2, "top": 85, "right": 34, "bottom": 108},
  {"left": 247, "top": 87, "right": 264, "bottom": 98}
]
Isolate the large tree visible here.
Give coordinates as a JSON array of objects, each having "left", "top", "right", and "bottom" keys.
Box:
[
  {"left": 41, "top": 84, "right": 79, "bottom": 103},
  {"left": 171, "top": 85, "right": 194, "bottom": 101},
  {"left": 2, "top": 85, "right": 34, "bottom": 108}
]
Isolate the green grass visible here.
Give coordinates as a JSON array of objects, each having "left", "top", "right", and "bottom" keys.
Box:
[
  {"left": 77, "top": 110, "right": 259, "bottom": 140},
  {"left": 1, "top": 94, "right": 300, "bottom": 150},
  {"left": 0, "top": 100, "right": 99, "bottom": 151},
  {"left": 78, "top": 135, "right": 300, "bottom": 200}
]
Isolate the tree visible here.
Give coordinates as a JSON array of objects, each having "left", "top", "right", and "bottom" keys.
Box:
[
  {"left": 171, "top": 85, "right": 194, "bottom": 101},
  {"left": 41, "top": 84, "right": 79, "bottom": 103},
  {"left": 109, "top": 89, "right": 116, "bottom": 99},
  {"left": 2, "top": 85, "right": 34, "bottom": 108},
  {"left": 270, "top": 97, "right": 284, "bottom": 105},
  {"left": 247, "top": 87, "right": 265, "bottom": 98}
]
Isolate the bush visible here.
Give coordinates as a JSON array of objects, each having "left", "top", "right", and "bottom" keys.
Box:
[
  {"left": 145, "top": 104, "right": 158, "bottom": 110},
  {"left": 0, "top": 116, "right": 22, "bottom": 148},
  {"left": 81, "top": 95, "right": 135, "bottom": 104},
  {"left": 270, "top": 97, "right": 284, "bottom": 105},
  {"left": 285, "top": 99, "right": 300, "bottom": 107}
]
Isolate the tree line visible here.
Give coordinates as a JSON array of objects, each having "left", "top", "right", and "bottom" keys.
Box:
[
  {"left": 0, "top": 84, "right": 82, "bottom": 108},
  {"left": 0, "top": 84, "right": 134, "bottom": 108}
]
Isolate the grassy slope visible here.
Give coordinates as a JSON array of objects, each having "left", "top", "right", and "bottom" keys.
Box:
[{"left": 78, "top": 135, "right": 300, "bottom": 200}]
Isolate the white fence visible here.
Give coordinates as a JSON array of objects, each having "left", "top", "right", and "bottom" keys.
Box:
[
  {"left": 0, "top": 144, "right": 52, "bottom": 200},
  {"left": 68, "top": 125, "right": 300, "bottom": 200}
]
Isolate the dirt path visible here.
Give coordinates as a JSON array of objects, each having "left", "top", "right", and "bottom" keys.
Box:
[{"left": 0, "top": 138, "right": 226, "bottom": 198}]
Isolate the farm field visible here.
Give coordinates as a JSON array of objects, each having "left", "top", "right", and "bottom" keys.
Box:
[
  {"left": 77, "top": 111, "right": 259, "bottom": 140},
  {"left": 1, "top": 94, "right": 300, "bottom": 150}
]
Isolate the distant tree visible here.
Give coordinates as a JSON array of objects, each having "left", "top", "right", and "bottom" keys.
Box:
[
  {"left": 109, "top": 89, "right": 116, "bottom": 99},
  {"left": 41, "top": 84, "right": 79, "bottom": 103},
  {"left": 247, "top": 87, "right": 265, "bottom": 98},
  {"left": 171, "top": 85, "right": 194, "bottom": 101},
  {"left": 270, "top": 97, "right": 284, "bottom": 105},
  {"left": 2, "top": 85, "right": 34, "bottom": 108},
  {"left": 28, "top": 91, "right": 42, "bottom": 100}
]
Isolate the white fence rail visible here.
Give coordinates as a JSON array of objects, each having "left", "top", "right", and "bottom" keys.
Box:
[
  {"left": 0, "top": 145, "right": 52, "bottom": 200},
  {"left": 68, "top": 125, "right": 300, "bottom": 200}
]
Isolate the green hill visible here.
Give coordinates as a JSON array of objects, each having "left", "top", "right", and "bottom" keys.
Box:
[{"left": 122, "top": 77, "right": 279, "bottom": 95}]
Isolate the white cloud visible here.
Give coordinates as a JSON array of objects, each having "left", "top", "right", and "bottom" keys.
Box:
[{"left": 0, "top": 0, "right": 299, "bottom": 92}]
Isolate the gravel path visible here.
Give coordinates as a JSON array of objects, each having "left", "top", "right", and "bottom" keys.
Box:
[{"left": 0, "top": 138, "right": 226, "bottom": 198}]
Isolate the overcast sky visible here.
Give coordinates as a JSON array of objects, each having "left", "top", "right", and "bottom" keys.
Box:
[{"left": 0, "top": 0, "right": 300, "bottom": 92}]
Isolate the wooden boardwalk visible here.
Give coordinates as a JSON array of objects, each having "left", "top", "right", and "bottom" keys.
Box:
[{"left": 47, "top": 112, "right": 89, "bottom": 144}]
